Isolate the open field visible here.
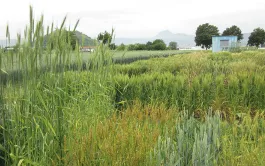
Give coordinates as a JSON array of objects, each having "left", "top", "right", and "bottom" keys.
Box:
[
  {"left": 0, "top": 50, "right": 194, "bottom": 72},
  {"left": 76, "top": 50, "right": 195, "bottom": 64},
  {"left": 112, "top": 50, "right": 194, "bottom": 63},
  {"left": 1, "top": 45, "right": 265, "bottom": 165},
  {"left": 1, "top": 11, "right": 265, "bottom": 166},
  {"left": 112, "top": 50, "right": 194, "bottom": 59}
]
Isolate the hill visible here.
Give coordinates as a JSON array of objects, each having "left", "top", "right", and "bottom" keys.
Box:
[
  {"left": 154, "top": 30, "right": 195, "bottom": 47},
  {"left": 75, "top": 31, "right": 96, "bottom": 46},
  {"left": 0, "top": 39, "right": 17, "bottom": 47},
  {"left": 114, "top": 31, "right": 252, "bottom": 48},
  {"left": 114, "top": 30, "right": 195, "bottom": 47},
  {"left": 0, "top": 31, "right": 253, "bottom": 48},
  {"left": 0, "top": 31, "right": 95, "bottom": 47}
]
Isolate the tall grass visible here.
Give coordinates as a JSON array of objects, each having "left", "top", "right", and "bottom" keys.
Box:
[
  {"left": 114, "top": 51, "right": 265, "bottom": 116},
  {"left": 0, "top": 7, "right": 114, "bottom": 165},
  {"left": 64, "top": 102, "right": 178, "bottom": 165}
]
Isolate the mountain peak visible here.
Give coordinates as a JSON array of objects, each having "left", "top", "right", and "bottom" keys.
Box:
[{"left": 155, "top": 30, "right": 174, "bottom": 38}]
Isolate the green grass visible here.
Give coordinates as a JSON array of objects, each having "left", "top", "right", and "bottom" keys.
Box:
[
  {"left": 113, "top": 51, "right": 265, "bottom": 115},
  {"left": 73, "top": 50, "right": 194, "bottom": 65},
  {"left": 80, "top": 50, "right": 194, "bottom": 58},
  {"left": 0, "top": 50, "right": 193, "bottom": 79},
  {"left": 112, "top": 50, "right": 194, "bottom": 58}
]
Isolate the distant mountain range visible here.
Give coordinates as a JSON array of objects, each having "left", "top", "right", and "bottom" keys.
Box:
[
  {"left": 114, "top": 30, "right": 251, "bottom": 47},
  {"left": 113, "top": 30, "right": 195, "bottom": 47},
  {"left": 0, "top": 31, "right": 95, "bottom": 47},
  {"left": 0, "top": 30, "right": 251, "bottom": 48},
  {"left": 0, "top": 39, "right": 17, "bottom": 47}
]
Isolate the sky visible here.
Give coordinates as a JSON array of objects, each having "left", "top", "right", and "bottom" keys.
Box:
[{"left": 0, "top": 0, "right": 265, "bottom": 39}]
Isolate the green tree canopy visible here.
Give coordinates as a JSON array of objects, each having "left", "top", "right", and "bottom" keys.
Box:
[
  {"left": 117, "top": 43, "right": 126, "bottom": 51},
  {"left": 97, "top": 31, "right": 113, "bottom": 45},
  {"left": 146, "top": 41, "right": 153, "bottom": 50},
  {"left": 222, "top": 25, "right": 243, "bottom": 41},
  {"left": 109, "top": 43, "right": 116, "bottom": 50},
  {"left": 134, "top": 43, "right": 146, "bottom": 50},
  {"left": 152, "top": 39, "right": 166, "bottom": 50},
  {"left": 127, "top": 44, "right": 136, "bottom": 51},
  {"left": 195, "top": 23, "right": 219, "bottom": 50},
  {"left": 68, "top": 31, "right": 78, "bottom": 50},
  {"left": 248, "top": 28, "right": 265, "bottom": 47},
  {"left": 169, "top": 41, "right": 178, "bottom": 50}
]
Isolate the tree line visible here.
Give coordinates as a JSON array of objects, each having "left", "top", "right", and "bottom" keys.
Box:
[
  {"left": 97, "top": 31, "right": 178, "bottom": 51},
  {"left": 7, "top": 24, "right": 261, "bottom": 52},
  {"left": 119, "top": 40, "right": 178, "bottom": 51},
  {"left": 195, "top": 23, "right": 265, "bottom": 49},
  {"left": 100, "top": 24, "right": 265, "bottom": 51}
]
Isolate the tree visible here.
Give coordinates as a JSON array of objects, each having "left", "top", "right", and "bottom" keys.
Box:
[
  {"left": 109, "top": 43, "right": 116, "bottom": 50},
  {"left": 43, "top": 29, "right": 78, "bottom": 50},
  {"left": 195, "top": 23, "right": 219, "bottom": 50},
  {"left": 152, "top": 39, "right": 166, "bottom": 50},
  {"left": 97, "top": 31, "right": 112, "bottom": 45},
  {"left": 68, "top": 31, "right": 78, "bottom": 50},
  {"left": 117, "top": 43, "right": 126, "bottom": 51},
  {"left": 222, "top": 25, "right": 243, "bottom": 41},
  {"left": 75, "top": 31, "right": 95, "bottom": 46},
  {"left": 134, "top": 43, "right": 146, "bottom": 50},
  {"left": 127, "top": 44, "right": 136, "bottom": 51},
  {"left": 146, "top": 41, "right": 153, "bottom": 50},
  {"left": 248, "top": 28, "right": 265, "bottom": 47},
  {"left": 169, "top": 41, "right": 178, "bottom": 50}
]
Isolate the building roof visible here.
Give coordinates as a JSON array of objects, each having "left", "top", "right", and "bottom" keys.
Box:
[{"left": 212, "top": 35, "right": 237, "bottom": 37}]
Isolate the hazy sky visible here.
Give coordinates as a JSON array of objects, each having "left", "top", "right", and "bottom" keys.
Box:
[{"left": 0, "top": 0, "right": 265, "bottom": 39}]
